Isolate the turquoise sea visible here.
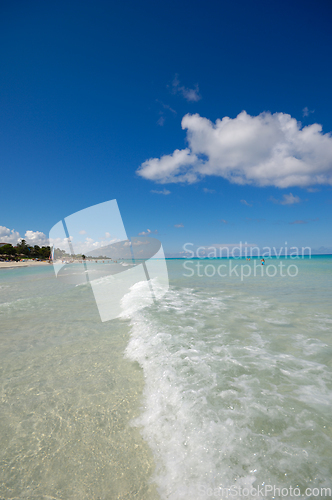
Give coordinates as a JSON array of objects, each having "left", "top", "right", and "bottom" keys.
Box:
[{"left": 0, "top": 257, "right": 332, "bottom": 499}]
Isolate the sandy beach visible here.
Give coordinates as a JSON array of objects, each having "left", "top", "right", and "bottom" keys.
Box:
[{"left": 0, "top": 261, "right": 51, "bottom": 270}]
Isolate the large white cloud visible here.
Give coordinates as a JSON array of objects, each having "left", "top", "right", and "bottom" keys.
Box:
[
  {"left": 0, "top": 226, "right": 21, "bottom": 244},
  {"left": 49, "top": 235, "right": 120, "bottom": 254},
  {"left": 139, "top": 148, "right": 200, "bottom": 184},
  {"left": 137, "top": 111, "right": 332, "bottom": 188},
  {"left": 0, "top": 226, "right": 49, "bottom": 246},
  {"left": 24, "top": 230, "right": 49, "bottom": 246},
  {"left": 0, "top": 226, "right": 123, "bottom": 254}
]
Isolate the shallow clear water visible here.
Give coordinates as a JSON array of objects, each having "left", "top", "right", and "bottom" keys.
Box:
[
  {"left": 0, "top": 258, "right": 331, "bottom": 499},
  {"left": 0, "top": 266, "right": 157, "bottom": 499}
]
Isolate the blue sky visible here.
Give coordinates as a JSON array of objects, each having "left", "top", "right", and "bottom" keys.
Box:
[{"left": 1, "top": 0, "right": 332, "bottom": 255}]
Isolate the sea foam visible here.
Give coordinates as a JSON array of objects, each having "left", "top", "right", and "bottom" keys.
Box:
[{"left": 123, "top": 281, "right": 332, "bottom": 499}]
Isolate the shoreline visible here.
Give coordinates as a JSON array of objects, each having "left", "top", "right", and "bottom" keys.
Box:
[{"left": 0, "top": 261, "right": 51, "bottom": 270}]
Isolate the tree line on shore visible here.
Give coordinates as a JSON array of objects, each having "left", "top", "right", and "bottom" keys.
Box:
[{"left": 0, "top": 240, "right": 51, "bottom": 260}]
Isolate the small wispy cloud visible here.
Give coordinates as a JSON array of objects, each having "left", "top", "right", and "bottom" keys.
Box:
[
  {"left": 270, "top": 193, "right": 301, "bottom": 205},
  {"left": 302, "top": 106, "right": 314, "bottom": 117},
  {"left": 220, "top": 219, "right": 228, "bottom": 224},
  {"left": 156, "top": 100, "right": 177, "bottom": 127},
  {"left": 174, "top": 223, "right": 184, "bottom": 228},
  {"left": 138, "top": 229, "right": 158, "bottom": 236},
  {"left": 151, "top": 188, "right": 171, "bottom": 195},
  {"left": 171, "top": 74, "right": 201, "bottom": 102},
  {"left": 241, "top": 199, "right": 252, "bottom": 207},
  {"left": 156, "top": 100, "right": 177, "bottom": 115},
  {"left": 203, "top": 187, "right": 215, "bottom": 193},
  {"left": 307, "top": 187, "right": 320, "bottom": 193},
  {"left": 281, "top": 193, "right": 301, "bottom": 205},
  {"left": 157, "top": 115, "right": 165, "bottom": 126},
  {"left": 289, "top": 220, "right": 308, "bottom": 224}
]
